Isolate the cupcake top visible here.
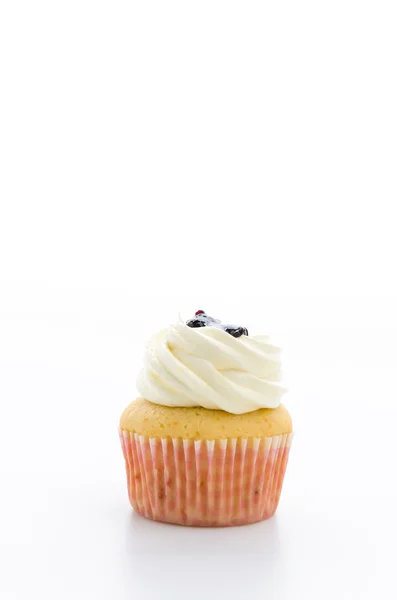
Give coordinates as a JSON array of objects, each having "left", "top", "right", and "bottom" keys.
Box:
[{"left": 137, "top": 311, "right": 286, "bottom": 415}]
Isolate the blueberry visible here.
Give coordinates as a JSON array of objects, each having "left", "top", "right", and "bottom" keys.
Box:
[
  {"left": 186, "top": 318, "right": 207, "bottom": 328},
  {"left": 224, "top": 326, "right": 249, "bottom": 338}
]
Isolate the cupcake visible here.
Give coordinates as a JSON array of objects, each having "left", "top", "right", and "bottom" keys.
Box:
[{"left": 119, "top": 310, "right": 293, "bottom": 527}]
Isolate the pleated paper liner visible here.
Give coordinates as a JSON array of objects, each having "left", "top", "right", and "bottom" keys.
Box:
[{"left": 119, "top": 431, "right": 293, "bottom": 527}]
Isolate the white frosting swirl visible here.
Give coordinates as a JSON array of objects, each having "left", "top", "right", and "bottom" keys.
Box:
[{"left": 137, "top": 322, "right": 286, "bottom": 414}]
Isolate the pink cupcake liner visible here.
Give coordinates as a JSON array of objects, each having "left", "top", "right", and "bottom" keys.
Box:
[{"left": 119, "top": 431, "right": 293, "bottom": 527}]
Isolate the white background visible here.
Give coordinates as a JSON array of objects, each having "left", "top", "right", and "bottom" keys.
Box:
[{"left": 1, "top": 1, "right": 397, "bottom": 599}]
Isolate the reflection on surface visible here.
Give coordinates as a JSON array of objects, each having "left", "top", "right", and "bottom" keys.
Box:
[{"left": 121, "top": 510, "right": 286, "bottom": 600}]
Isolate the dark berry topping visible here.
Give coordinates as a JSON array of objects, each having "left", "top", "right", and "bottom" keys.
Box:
[
  {"left": 224, "top": 326, "right": 249, "bottom": 338},
  {"left": 186, "top": 311, "right": 248, "bottom": 338},
  {"left": 186, "top": 318, "right": 207, "bottom": 328}
]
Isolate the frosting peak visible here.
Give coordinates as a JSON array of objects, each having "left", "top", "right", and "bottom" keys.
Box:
[{"left": 137, "top": 321, "right": 286, "bottom": 415}]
